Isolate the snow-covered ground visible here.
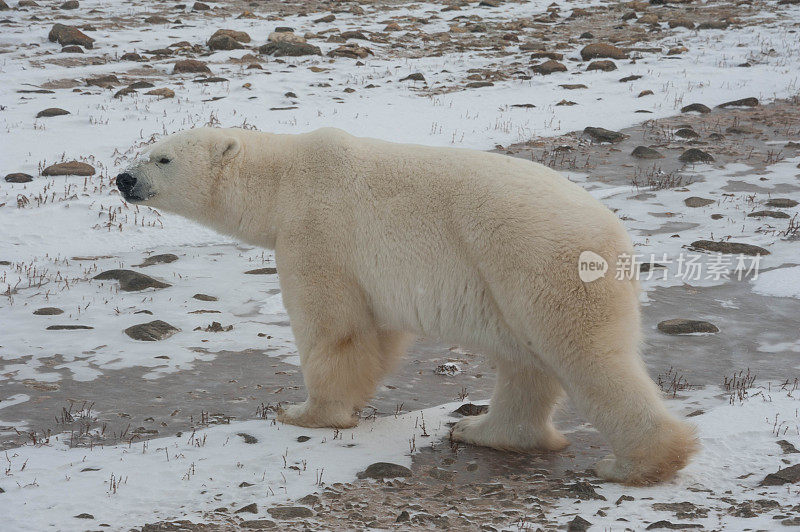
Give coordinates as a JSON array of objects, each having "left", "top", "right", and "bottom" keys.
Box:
[
  {"left": 1, "top": 0, "right": 800, "bottom": 529},
  {"left": 2, "top": 380, "right": 798, "bottom": 530}
]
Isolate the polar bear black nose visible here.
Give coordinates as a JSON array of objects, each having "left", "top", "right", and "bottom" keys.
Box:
[{"left": 116, "top": 173, "right": 136, "bottom": 195}]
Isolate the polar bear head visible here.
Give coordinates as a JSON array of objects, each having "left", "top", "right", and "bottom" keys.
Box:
[{"left": 115, "top": 127, "right": 241, "bottom": 216}]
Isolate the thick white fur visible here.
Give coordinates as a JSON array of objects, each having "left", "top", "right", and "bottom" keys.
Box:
[{"left": 121, "top": 127, "right": 698, "bottom": 484}]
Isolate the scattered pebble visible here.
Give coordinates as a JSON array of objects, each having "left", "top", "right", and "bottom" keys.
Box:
[
  {"left": 657, "top": 319, "right": 719, "bottom": 335},
  {"left": 42, "top": 161, "right": 95, "bottom": 176},
  {"left": 94, "top": 269, "right": 171, "bottom": 291},
  {"left": 124, "top": 320, "right": 179, "bottom": 341}
]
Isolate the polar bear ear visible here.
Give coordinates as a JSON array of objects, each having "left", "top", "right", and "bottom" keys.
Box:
[{"left": 214, "top": 137, "right": 241, "bottom": 165}]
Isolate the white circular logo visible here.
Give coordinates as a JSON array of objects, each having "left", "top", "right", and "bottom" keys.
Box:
[{"left": 578, "top": 251, "right": 608, "bottom": 283}]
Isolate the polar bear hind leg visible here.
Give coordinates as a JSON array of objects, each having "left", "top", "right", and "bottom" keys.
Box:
[
  {"left": 451, "top": 359, "right": 568, "bottom": 452},
  {"left": 536, "top": 282, "right": 698, "bottom": 485}
]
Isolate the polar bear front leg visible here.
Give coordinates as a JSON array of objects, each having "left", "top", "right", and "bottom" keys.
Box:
[
  {"left": 277, "top": 326, "right": 397, "bottom": 428},
  {"left": 451, "top": 359, "right": 568, "bottom": 452},
  {"left": 274, "top": 258, "right": 404, "bottom": 428}
]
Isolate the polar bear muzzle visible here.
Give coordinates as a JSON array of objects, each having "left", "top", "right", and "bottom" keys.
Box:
[{"left": 115, "top": 171, "right": 150, "bottom": 202}]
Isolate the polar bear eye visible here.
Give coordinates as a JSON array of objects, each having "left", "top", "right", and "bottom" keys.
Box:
[{"left": 158, "top": 157, "right": 171, "bottom": 164}]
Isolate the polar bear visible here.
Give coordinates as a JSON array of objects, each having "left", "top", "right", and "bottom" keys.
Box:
[{"left": 116, "top": 127, "right": 697, "bottom": 484}]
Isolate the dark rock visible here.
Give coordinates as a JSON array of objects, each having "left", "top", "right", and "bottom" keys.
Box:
[
  {"left": 146, "top": 88, "right": 175, "bottom": 98},
  {"left": 777, "top": 440, "right": 799, "bottom": 454},
  {"left": 565, "top": 481, "right": 606, "bottom": 500},
  {"left": 124, "top": 320, "right": 179, "bottom": 341},
  {"left": 530, "top": 51, "right": 564, "bottom": 61},
  {"left": 717, "top": 97, "right": 759, "bottom": 108},
  {"left": 632, "top": 146, "right": 663, "bottom": 159},
  {"left": 328, "top": 44, "right": 372, "bottom": 59},
  {"left": 580, "top": 43, "right": 627, "bottom": 60},
  {"left": 267, "top": 506, "right": 313, "bottom": 519},
  {"left": 199, "top": 321, "right": 232, "bottom": 332},
  {"left": 47, "top": 325, "right": 93, "bottom": 330},
  {"left": 241, "top": 520, "right": 276, "bottom": 529},
  {"left": 48, "top": 24, "right": 94, "bottom": 48},
  {"left": 121, "top": 52, "right": 142, "bottom": 61},
  {"left": 584, "top": 127, "right": 626, "bottom": 143},
  {"left": 235, "top": 503, "right": 259, "bottom": 514},
  {"left": 144, "top": 15, "right": 169, "bottom": 24},
  {"left": 568, "top": 516, "right": 592, "bottom": 532},
  {"left": 5, "top": 173, "right": 33, "bottom": 183},
  {"left": 454, "top": 403, "right": 489, "bottom": 416},
  {"left": 340, "top": 30, "right": 368, "bottom": 40},
  {"left": 532, "top": 59, "right": 567, "bottom": 75},
  {"left": 135, "top": 253, "right": 178, "bottom": 267},
  {"left": 42, "top": 161, "right": 95, "bottom": 176},
  {"left": 357, "top": 462, "right": 412, "bottom": 479},
  {"left": 679, "top": 149, "right": 714, "bottom": 163},
  {"left": 208, "top": 34, "right": 243, "bottom": 50},
  {"left": 587, "top": 60, "right": 617, "bottom": 71},
  {"left": 657, "top": 319, "right": 719, "bottom": 335},
  {"left": 675, "top": 128, "right": 699, "bottom": 139},
  {"left": 396, "top": 510, "right": 410, "bottom": 523},
  {"left": 466, "top": 81, "right": 494, "bottom": 88},
  {"left": 765, "top": 198, "right": 798, "bottom": 208},
  {"left": 697, "top": 20, "right": 729, "bottom": 29},
  {"left": 61, "top": 45, "right": 84, "bottom": 53},
  {"left": 94, "top": 269, "right": 171, "bottom": 291},
  {"left": 36, "top": 108, "right": 70, "bottom": 118},
  {"left": 681, "top": 103, "right": 711, "bottom": 114},
  {"left": 668, "top": 18, "right": 694, "bottom": 30},
  {"left": 60, "top": 0, "right": 79, "bottom": 8},
  {"left": 114, "top": 87, "right": 136, "bottom": 99},
  {"left": 172, "top": 59, "right": 211, "bottom": 74},
  {"left": 259, "top": 41, "right": 321, "bottom": 57},
  {"left": 748, "top": 210, "right": 790, "bottom": 219},
  {"left": 620, "top": 74, "right": 642, "bottom": 82},
  {"left": 210, "top": 29, "right": 251, "bottom": 43},
  {"left": 128, "top": 81, "right": 155, "bottom": 90},
  {"left": 297, "top": 494, "right": 319, "bottom": 506},
  {"left": 193, "top": 1, "right": 210, "bottom": 10},
  {"left": 296, "top": 436, "right": 311, "bottom": 442},
  {"left": 726, "top": 125, "right": 758, "bottom": 135},
  {"left": 74, "top": 513, "right": 94, "bottom": 519},
  {"left": 684, "top": 197, "right": 715, "bottom": 208},
  {"left": 86, "top": 74, "right": 120, "bottom": 88},
  {"left": 193, "top": 293, "right": 218, "bottom": 301},
  {"left": 399, "top": 73, "right": 425, "bottom": 82},
  {"left": 560, "top": 84, "right": 587, "bottom": 89},
  {"left": 760, "top": 463, "right": 800, "bottom": 486},
  {"left": 245, "top": 267, "right": 277, "bottom": 275},
  {"left": 314, "top": 14, "right": 335, "bottom": 23},
  {"left": 651, "top": 501, "right": 706, "bottom": 518},
  {"left": 646, "top": 521, "right": 702, "bottom": 530},
  {"left": 639, "top": 262, "right": 666, "bottom": 273},
  {"left": 690, "top": 240, "right": 769, "bottom": 256},
  {"left": 33, "top": 307, "right": 63, "bottom": 315}
]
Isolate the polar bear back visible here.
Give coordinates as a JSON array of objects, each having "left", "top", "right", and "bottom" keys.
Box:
[{"left": 265, "top": 128, "right": 635, "bottom": 352}]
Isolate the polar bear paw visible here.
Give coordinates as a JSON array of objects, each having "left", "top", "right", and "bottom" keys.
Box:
[
  {"left": 277, "top": 400, "right": 358, "bottom": 429},
  {"left": 450, "top": 414, "right": 568, "bottom": 452},
  {"left": 595, "top": 455, "right": 631, "bottom": 482}
]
